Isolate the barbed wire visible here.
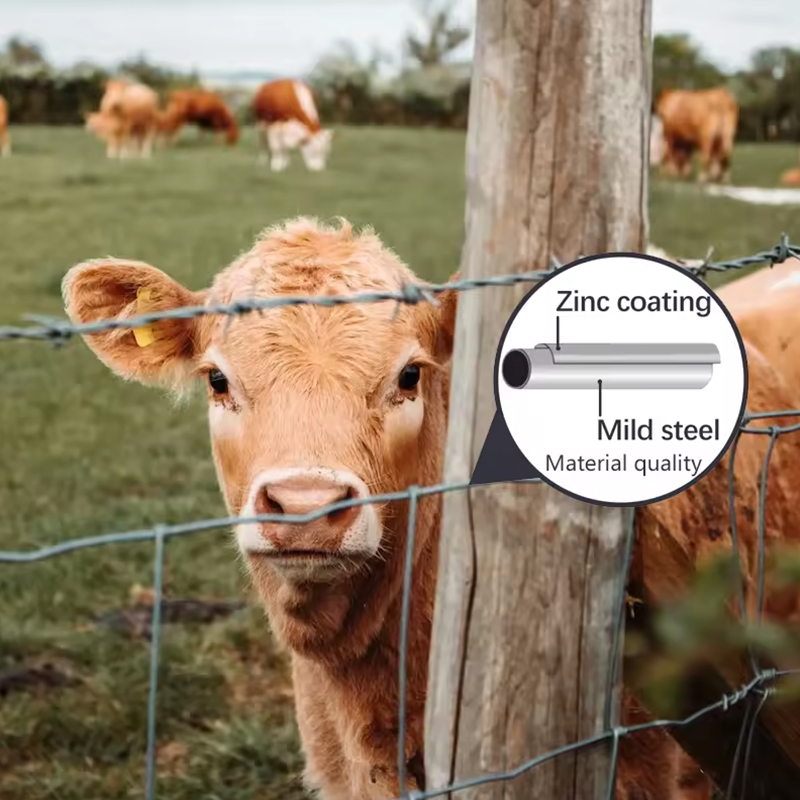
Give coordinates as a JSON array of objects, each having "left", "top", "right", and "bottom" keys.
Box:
[
  {"left": 0, "top": 236, "right": 797, "bottom": 344},
  {"left": 2, "top": 238, "right": 800, "bottom": 800}
]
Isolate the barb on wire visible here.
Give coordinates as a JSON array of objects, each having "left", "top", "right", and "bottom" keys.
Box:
[{"left": 692, "top": 245, "right": 716, "bottom": 279}]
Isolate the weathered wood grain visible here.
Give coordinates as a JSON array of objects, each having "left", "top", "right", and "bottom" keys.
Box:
[{"left": 425, "top": 0, "right": 651, "bottom": 797}]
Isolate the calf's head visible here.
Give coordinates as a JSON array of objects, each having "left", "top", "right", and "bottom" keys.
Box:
[{"left": 62, "top": 217, "right": 457, "bottom": 622}]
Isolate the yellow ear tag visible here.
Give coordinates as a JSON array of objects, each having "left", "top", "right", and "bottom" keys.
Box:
[{"left": 133, "top": 288, "right": 157, "bottom": 348}]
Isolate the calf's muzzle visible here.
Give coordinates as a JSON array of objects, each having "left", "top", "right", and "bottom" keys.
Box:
[{"left": 244, "top": 468, "right": 376, "bottom": 562}]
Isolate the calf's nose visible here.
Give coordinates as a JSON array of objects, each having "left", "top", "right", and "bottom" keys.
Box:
[{"left": 254, "top": 473, "right": 362, "bottom": 551}]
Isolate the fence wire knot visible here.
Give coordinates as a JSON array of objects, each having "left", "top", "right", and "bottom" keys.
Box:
[
  {"left": 694, "top": 246, "right": 715, "bottom": 279},
  {"left": 768, "top": 233, "right": 791, "bottom": 266},
  {"left": 47, "top": 327, "right": 72, "bottom": 348},
  {"left": 757, "top": 668, "right": 778, "bottom": 684},
  {"left": 403, "top": 283, "right": 438, "bottom": 305},
  {"left": 722, "top": 684, "right": 750, "bottom": 711},
  {"left": 393, "top": 283, "right": 439, "bottom": 320}
]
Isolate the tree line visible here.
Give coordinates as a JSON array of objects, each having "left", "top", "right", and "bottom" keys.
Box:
[
  {"left": 1, "top": 6, "right": 799, "bottom": 142},
  {"left": 0, "top": 37, "right": 200, "bottom": 125}
]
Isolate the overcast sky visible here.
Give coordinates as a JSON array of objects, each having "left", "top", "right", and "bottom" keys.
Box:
[{"left": 0, "top": 0, "right": 797, "bottom": 76}]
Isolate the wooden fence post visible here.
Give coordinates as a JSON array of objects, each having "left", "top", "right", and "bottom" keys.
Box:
[{"left": 424, "top": 0, "right": 652, "bottom": 798}]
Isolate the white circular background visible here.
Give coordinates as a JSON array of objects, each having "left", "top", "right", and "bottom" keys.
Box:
[{"left": 497, "top": 254, "right": 747, "bottom": 505}]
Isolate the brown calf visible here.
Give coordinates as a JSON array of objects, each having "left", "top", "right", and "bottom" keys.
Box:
[
  {"left": 62, "top": 218, "right": 800, "bottom": 800},
  {"left": 85, "top": 111, "right": 127, "bottom": 159},
  {"left": 158, "top": 88, "right": 239, "bottom": 147},
  {"left": 97, "top": 78, "right": 160, "bottom": 158},
  {"left": 655, "top": 87, "right": 739, "bottom": 183}
]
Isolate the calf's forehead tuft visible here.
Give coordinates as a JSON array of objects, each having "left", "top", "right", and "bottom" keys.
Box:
[
  {"left": 197, "top": 217, "right": 442, "bottom": 382},
  {"left": 209, "top": 217, "right": 416, "bottom": 304}
]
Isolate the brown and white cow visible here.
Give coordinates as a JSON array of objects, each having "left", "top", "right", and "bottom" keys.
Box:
[
  {"left": 157, "top": 88, "right": 240, "bottom": 148},
  {"left": 62, "top": 217, "right": 800, "bottom": 800},
  {"left": 95, "top": 78, "right": 160, "bottom": 158},
  {"left": 0, "top": 93, "right": 11, "bottom": 157},
  {"left": 655, "top": 87, "right": 739, "bottom": 183},
  {"left": 252, "top": 78, "right": 334, "bottom": 171}
]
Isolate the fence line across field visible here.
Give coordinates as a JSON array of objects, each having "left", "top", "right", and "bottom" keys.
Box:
[{"left": 2, "top": 238, "right": 800, "bottom": 800}]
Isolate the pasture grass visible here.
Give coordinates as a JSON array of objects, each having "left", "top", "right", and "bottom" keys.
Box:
[{"left": 0, "top": 125, "right": 798, "bottom": 798}]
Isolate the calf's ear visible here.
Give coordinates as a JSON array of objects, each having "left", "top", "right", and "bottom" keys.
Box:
[
  {"left": 62, "top": 258, "right": 207, "bottom": 389},
  {"left": 434, "top": 270, "right": 460, "bottom": 363}
]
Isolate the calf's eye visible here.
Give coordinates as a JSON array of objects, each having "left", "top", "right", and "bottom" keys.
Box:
[
  {"left": 208, "top": 369, "right": 229, "bottom": 395},
  {"left": 398, "top": 364, "right": 421, "bottom": 391}
]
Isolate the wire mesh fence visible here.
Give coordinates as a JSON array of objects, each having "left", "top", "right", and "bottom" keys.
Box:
[{"left": 1, "top": 237, "right": 800, "bottom": 800}]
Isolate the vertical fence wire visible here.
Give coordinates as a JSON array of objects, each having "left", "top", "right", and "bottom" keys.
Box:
[
  {"left": 144, "top": 527, "right": 166, "bottom": 800},
  {"left": 603, "top": 508, "right": 638, "bottom": 800},
  {"left": 756, "top": 427, "right": 780, "bottom": 627},
  {"left": 398, "top": 485, "right": 420, "bottom": 799},
  {"left": 724, "top": 695, "right": 757, "bottom": 800}
]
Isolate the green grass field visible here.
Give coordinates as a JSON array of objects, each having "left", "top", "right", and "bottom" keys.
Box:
[{"left": 0, "top": 125, "right": 798, "bottom": 799}]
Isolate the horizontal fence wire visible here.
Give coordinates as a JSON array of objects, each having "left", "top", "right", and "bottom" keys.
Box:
[
  {"left": 0, "top": 235, "right": 797, "bottom": 344},
  {"left": 1, "top": 237, "right": 800, "bottom": 800}
]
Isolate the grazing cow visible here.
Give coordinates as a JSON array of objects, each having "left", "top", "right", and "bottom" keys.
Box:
[
  {"left": 62, "top": 217, "right": 800, "bottom": 800},
  {"left": 0, "top": 93, "right": 11, "bottom": 157},
  {"left": 655, "top": 87, "right": 739, "bottom": 183},
  {"left": 84, "top": 111, "right": 127, "bottom": 159},
  {"left": 96, "top": 78, "right": 160, "bottom": 158},
  {"left": 157, "top": 88, "right": 240, "bottom": 148},
  {"left": 252, "top": 78, "right": 334, "bottom": 171}
]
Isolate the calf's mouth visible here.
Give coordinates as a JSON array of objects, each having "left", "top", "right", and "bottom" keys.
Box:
[
  {"left": 246, "top": 547, "right": 371, "bottom": 583},
  {"left": 249, "top": 549, "right": 363, "bottom": 561}
]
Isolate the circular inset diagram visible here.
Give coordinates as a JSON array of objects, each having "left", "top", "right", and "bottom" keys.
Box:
[{"left": 493, "top": 252, "right": 748, "bottom": 507}]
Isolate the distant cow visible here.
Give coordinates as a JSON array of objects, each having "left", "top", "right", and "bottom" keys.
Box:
[
  {"left": 0, "top": 93, "right": 11, "bottom": 157},
  {"left": 85, "top": 111, "right": 127, "bottom": 159},
  {"left": 779, "top": 150, "right": 800, "bottom": 186},
  {"left": 252, "top": 78, "right": 334, "bottom": 171},
  {"left": 96, "top": 78, "right": 160, "bottom": 158},
  {"left": 655, "top": 87, "right": 739, "bottom": 183},
  {"left": 780, "top": 168, "right": 800, "bottom": 187},
  {"left": 158, "top": 88, "right": 239, "bottom": 148}
]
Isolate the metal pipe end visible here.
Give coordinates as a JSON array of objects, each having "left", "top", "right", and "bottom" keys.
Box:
[{"left": 502, "top": 349, "right": 531, "bottom": 389}]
